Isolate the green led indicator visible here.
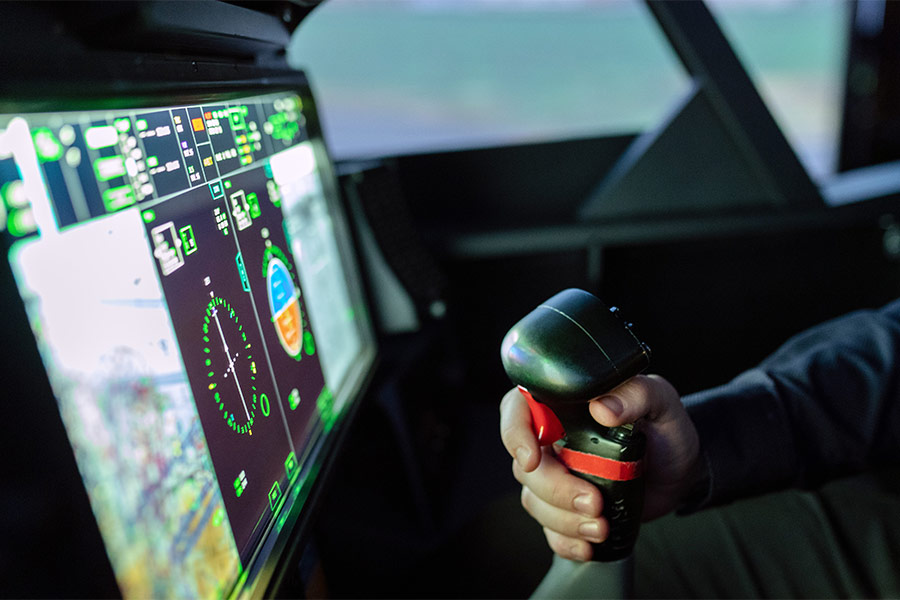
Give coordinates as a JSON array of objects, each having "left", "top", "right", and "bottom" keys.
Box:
[
  {"left": 246, "top": 192, "right": 260, "bottom": 219},
  {"left": 136, "top": 119, "right": 148, "bottom": 131},
  {"left": 102, "top": 186, "right": 135, "bottom": 212},
  {"left": 234, "top": 470, "right": 248, "bottom": 498},
  {"left": 285, "top": 451, "right": 298, "bottom": 478},
  {"left": 316, "top": 386, "right": 336, "bottom": 432},
  {"left": 32, "top": 128, "right": 63, "bottom": 162},
  {"left": 84, "top": 125, "right": 118, "bottom": 150},
  {"left": 178, "top": 224, "right": 198, "bottom": 255},
  {"left": 224, "top": 179, "right": 232, "bottom": 190},
  {"left": 147, "top": 155, "right": 159, "bottom": 168},
  {"left": 288, "top": 388, "right": 300, "bottom": 411},
  {"left": 114, "top": 118, "right": 131, "bottom": 133},
  {"left": 235, "top": 252, "right": 249, "bottom": 292},
  {"left": 212, "top": 507, "right": 225, "bottom": 527},
  {"left": 1, "top": 180, "right": 24, "bottom": 209},
  {"left": 94, "top": 156, "right": 126, "bottom": 181},
  {"left": 268, "top": 481, "right": 281, "bottom": 511},
  {"left": 267, "top": 113, "right": 300, "bottom": 142},
  {"left": 303, "top": 331, "right": 316, "bottom": 356},
  {"left": 6, "top": 209, "right": 36, "bottom": 237},
  {"left": 141, "top": 209, "right": 156, "bottom": 223}
]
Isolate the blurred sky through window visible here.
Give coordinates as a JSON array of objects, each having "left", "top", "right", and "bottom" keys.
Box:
[{"left": 290, "top": 0, "right": 848, "bottom": 179}]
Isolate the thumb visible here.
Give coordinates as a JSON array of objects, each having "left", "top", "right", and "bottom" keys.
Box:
[{"left": 588, "top": 375, "right": 681, "bottom": 428}]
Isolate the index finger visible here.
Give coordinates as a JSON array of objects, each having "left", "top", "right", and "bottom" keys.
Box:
[{"left": 499, "top": 387, "right": 541, "bottom": 472}]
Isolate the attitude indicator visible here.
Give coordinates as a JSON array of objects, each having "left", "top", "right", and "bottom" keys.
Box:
[{"left": 265, "top": 248, "right": 303, "bottom": 359}]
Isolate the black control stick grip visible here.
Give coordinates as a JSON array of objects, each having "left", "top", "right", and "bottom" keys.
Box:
[{"left": 501, "top": 289, "right": 651, "bottom": 561}]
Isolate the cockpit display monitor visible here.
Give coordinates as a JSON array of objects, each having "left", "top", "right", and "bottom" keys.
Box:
[{"left": 0, "top": 87, "right": 375, "bottom": 597}]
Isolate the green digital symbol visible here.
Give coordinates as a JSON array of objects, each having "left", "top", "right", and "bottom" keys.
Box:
[
  {"left": 316, "top": 386, "right": 336, "bottom": 431},
  {"left": 114, "top": 118, "right": 131, "bottom": 133},
  {"left": 212, "top": 507, "right": 225, "bottom": 527},
  {"left": 303, "top": 330, "right": 316, "bottom": 356},
  {"left": 32, "top": 128, "right": 63, "bottom": 162},
  {"left": 6, "top": 209, "right": 36, "bottom": 237},
  {"left": 285, "top": 452, "right": 298, "bottom": 479},
  {"left": 209, "top": 181, "right": 224, "bottom": 199},
  {"left": 1, "top": 180, "right": 24, "bottom": 208},
  {"left": 179, "top": 225, "right": 198, "bottom": 255},
  {"left": 230, "top": 107, "right": 247, "bottom": 130},
  {"left": 235, "top": 252, "right": 250, "bottom": 292},
  {"left": 288, "top": 388, "right": 300, "bottom": 411},
  {"left": 204, "top": 295, "right": 261, "bottom": 435},
  {"left": 246, "top": 192, "right": 261, "bottom": 219},
  {"left": 267, "top": 112, "right": 299, "bottom": 142},
  {"left": 93, "top": 156, "right": 126, "bottom": 181},
  {"left": 234, "top": 470, "right": 248, "bottom": 498},
  {"left": 102, "top": 185, "right": 135, "bottom": 212},
  {"left": 268, "top": 481, "right": 282, "bottom": 511}
]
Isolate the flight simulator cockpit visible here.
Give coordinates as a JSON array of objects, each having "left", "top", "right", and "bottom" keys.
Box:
[{"left": 5, "top": 1, "right": 900, "bottom": 599}]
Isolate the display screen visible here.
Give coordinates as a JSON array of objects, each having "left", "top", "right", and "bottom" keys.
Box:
[{"left": 0, "top": 88, "right": 374, "bottom": 597}]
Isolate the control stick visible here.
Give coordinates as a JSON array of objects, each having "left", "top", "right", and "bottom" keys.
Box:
[{"left": 501, "top": 289, "right": 651, "bottom": 562}]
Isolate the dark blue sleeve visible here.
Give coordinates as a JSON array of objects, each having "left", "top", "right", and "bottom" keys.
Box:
[{"left": 683, "top": 299, "right": 900, "bottom": 509}]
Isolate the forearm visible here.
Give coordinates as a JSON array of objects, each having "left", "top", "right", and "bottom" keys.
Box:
[{"left": 681, "top": 299, "right": 900, "bottom": 510}]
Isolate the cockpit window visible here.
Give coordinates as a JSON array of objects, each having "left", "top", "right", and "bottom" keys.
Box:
[
  {"left": 289, "top": 0, "right": 688, "bottom": 159},
  {"left": 290, "top": 0, "right": 848, "bottom": 179},
  {"left": 707, "top": 0, "right": 848, "bottom": 179}
]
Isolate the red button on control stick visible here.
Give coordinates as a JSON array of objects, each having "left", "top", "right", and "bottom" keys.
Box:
[{"left": 518, "top": 385, "right": 565, "bottom": 446}]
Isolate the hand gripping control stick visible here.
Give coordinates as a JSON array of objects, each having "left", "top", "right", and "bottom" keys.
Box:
[{"left": 501, "top": 289, "right": 651, "bottom": 562}]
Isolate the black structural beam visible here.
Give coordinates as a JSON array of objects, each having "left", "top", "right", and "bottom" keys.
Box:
[{"left": 644, "top": 0, "right": 824, "bottom": 209}]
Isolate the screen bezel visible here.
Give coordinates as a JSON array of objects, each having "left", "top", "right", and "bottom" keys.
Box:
[{"left": 0, "top": 70, "right": 378, "bottom": 598}]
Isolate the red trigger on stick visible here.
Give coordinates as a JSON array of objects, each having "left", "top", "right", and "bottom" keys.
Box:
[{"left": 518, "top": 386, "right": 565, "bottom": 446}]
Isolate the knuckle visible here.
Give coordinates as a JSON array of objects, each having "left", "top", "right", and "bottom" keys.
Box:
[
  {"left": 545, "top": 528, "right": 589, "bottom": 562},
  {"left": 520, "top": 486, "right": 533, "bottom": 512},
  {"left": 550, "top": 482, "right": 575, "bottom": 510}
]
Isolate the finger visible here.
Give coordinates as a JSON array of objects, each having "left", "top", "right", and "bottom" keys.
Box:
[
  {"left": 588, "top": 374, "right": 680, "bottom": 428},
  {"left": 512, "top": 448, "right": 602, "bottom": 517},
  {"left": 520, "top": 486, "right": 608, "bottom": 544},
  {"left": 500, "top": 387, "right": 541, "bottom": 472},
  {"left": 543, "top": 527, "right": 593, "bottom": 562}
]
